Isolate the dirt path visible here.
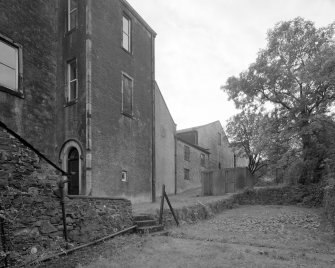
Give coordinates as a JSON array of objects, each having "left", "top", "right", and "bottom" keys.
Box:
[{"left": 40, "top": 205, "right": 335, "bottom": 268}]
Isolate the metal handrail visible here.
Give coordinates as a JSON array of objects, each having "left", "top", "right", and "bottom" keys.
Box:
[{"left": 0, "top": 120, "right": 69, "bottom": 176}]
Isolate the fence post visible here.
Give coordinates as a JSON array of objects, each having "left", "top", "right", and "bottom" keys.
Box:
[
  {"left": 58, "top": 177, "right": 69, "bottom": 243},
  {"left": 164, "top": 192, "right": 179, "bottom": 226},
  {"left": 158, "top": 184, "right": 165, "bottom": 225}
]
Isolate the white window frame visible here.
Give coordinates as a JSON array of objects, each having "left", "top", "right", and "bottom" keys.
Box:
[
  {"left": 121, "top": 72, "right": 133, "bottom": 117},
  {"left": 68, "top": 0, "right": 78, "bottom": 31},
  {"left": 122, "top": 15, "right": 131, "bottom": 52},
  {"left": 67, "top": 59, "right": 78, "bottom": 102},
  {"left": 121, "top": 170, "right": 128, "bottom": 182},
  {"left": 0, "top": 36, "right": 22, "bottom": 95}
]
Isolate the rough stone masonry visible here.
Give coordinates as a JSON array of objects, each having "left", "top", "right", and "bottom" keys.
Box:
[{"left": 0, "top": 127, "right": 133, "bottom": 266}]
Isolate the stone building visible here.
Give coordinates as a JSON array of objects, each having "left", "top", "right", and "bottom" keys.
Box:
[
  {"left": 177, "top": 121, "right": 235, "bottom": 170},
  {"left": 0, "top": 0, "right": 157, "bottom": 203},
  {"left": 177, "top": 120, "right": 249, "bottom": 171},
  {"left": 176, "top": 137, "right": 209, "bottom": 193}
]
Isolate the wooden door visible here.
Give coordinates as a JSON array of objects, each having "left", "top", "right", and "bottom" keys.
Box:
[{"left": 67, "top": 148, "right": 79, "bottom": 195}]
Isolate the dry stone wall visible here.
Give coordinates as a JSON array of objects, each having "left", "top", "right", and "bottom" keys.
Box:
[{"left": 0, "top": 128, "right": 132, "bottom": 266}]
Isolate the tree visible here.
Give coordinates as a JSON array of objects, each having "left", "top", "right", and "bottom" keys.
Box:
[
  {"left": 222, "top": 17, "right": 335, "bottom": 184},
  {"left": 226, "top": 110, "right": 269, "bottom": 176}
]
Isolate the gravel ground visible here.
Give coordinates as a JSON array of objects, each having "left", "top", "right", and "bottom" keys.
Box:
[{"left": 36, "top": 205, "right": 335, "bottom": 268}]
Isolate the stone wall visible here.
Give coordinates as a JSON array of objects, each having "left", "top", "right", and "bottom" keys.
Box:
[
  {"left": 0, "top": 127, "right": 133, "bottom": 266},
  {"left": 66, "top": 196, "right": 132, "bottom": 244},
  {"left": 90, "top": 0, "right": 155, "bottom": 202},
  {"left": 323, "top": 185, "right": 335, "bottom": 233},
  {"left": 233, "top": 185, "right": 324, "bottom": 207},
  {"left": 157, "top": 185, "right": 325, "bottom": 228},
  {"left": 0, "top": 0, "right": 58, "bottom": 160}
]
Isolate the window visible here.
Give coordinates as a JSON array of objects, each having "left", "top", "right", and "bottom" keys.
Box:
[
  {"left": 184, "top": 145, "right": 190, "bottom": 161},
  {"left": 67, "top": 59, "right": 77, "bottom": 102},
  {"left": 122, "top": 73, "right": 133, "bottom": 116},
  {"left": 0, "top": 38, "right": 20, "bottom": 93},
  {"left": 121, "top": 170, "right": 127, "bottom": 182},
  {"left": 200, "top": 153, "right": 206, "bottom": 167},
  {"left": 218, "top": 132, "right": 221, "bottom": 145},
  {"left": 122, "top": 15, "right": 131, "bottom": 52},
  {"left": 184, "top": 169, "right": 190, "bottom": 180},
  {"left": 68, "top": 0, "right": 78, "bottom": 31}
]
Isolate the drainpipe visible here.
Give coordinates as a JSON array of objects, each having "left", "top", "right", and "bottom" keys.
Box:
[
  {"left": 151, "top": 32, "right": 156, "bottom": 203},
  {"left": 174, "top": 133, "right": 177, "bottom": 194},
  {"left": 85, "top": 0, "right": 93, "bottom": 195}
]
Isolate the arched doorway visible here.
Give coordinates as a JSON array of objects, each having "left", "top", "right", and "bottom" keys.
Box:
[
  {"left": 67, "top": 147, "right": 79, "bottom": 195},
  {"left": 59, "top": 140, "right": 83, "bottom": 195}
]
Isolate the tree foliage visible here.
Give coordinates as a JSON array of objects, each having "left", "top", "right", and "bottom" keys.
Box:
[
  {"left": 226, "top": 110, "right": 268, "bottom": 176},
  {"left": 222, "top": 17, "right": 335, "bottom": 184}
]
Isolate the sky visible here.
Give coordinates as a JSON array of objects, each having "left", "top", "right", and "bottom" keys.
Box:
[{"left": 127, "top": 0, "right": 335, "bottom": 130}]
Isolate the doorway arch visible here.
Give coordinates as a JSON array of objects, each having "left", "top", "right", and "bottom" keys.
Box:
[
  {"left": 59, "top": 140, "right": 83, "bottom": 195},
  {"left": 67, "top": 147, "right": 79, "bottom": 195}
]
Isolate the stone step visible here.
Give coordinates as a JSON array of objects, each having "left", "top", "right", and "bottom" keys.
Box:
[
  {"left": 135, "top": 219, "right": 157, "bottom": 227},
  {"left": 133, "top": 214, "right": 155, "bottom": 222},
  {"left": 136, "top": 224, "right": 164, "bottom": 234},
  {"left": 150, "top": 230, "right": 169, "bottom": 237}
]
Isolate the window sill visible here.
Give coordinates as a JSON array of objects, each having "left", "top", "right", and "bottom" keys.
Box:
[
  {"left": 121, "top": 46, "right": 132, "bottom": 56},
  {"left": 66, "top": 27, "right": 77, "bottom": 36},
  {"left": 0, "top": 86, "right": 24, "bottom": 99},
  {"left": 64, "top": 99, "right": 78, "bottom": 107},
  {"left": 122, "top": 112, "right": 134, "bottom": 119}
]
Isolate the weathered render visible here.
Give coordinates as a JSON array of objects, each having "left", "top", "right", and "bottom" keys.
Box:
[{"left": 155, "top": 82, "right": 176, "bottom": 196}]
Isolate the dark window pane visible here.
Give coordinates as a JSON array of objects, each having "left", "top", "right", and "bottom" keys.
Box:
[
  {"left": 184, "top": 169, "right": 190, "bottom": 180},
  {"left": 200, "top": 154, "right": 205, "bottom": 167},
  {"left": 69, "top": 61, "right": 76, "bottom": 80},
  {"left": 70, "top": 11, "right": 77, "bottom": 30},
  {"left": 69, "top": 81, "right": 77, "bottom": 100},
  {"left": 184, "top": 146, "right": 190, "bottom": 161}
]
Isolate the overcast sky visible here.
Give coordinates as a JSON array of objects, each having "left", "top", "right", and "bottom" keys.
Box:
[{"left": 127, "top": 0, "right": 335, "bottom": 130}]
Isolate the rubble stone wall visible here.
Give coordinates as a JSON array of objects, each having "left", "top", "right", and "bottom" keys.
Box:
[
  {"left": 0, "top": 127, "right": 132, "bottom": 266},
  {"left": 323, "top": 185, "right": 335, "bottom": 233}
]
